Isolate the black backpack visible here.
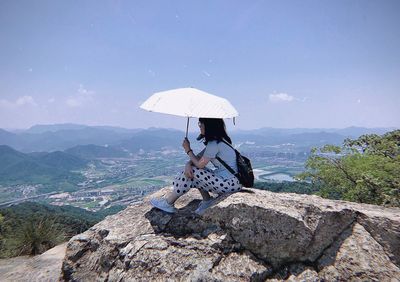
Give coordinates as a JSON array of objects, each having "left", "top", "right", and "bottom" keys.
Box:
[{"left": 216, "top": 140, "right": 255, "bottom": 187}]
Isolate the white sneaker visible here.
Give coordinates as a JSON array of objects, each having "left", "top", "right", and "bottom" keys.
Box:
[
  {"left": 195, "top": 197, "right": 218, "bottom": 215},
  {"left": 150, "top": 197, "right": 177, "bottom": 213}
]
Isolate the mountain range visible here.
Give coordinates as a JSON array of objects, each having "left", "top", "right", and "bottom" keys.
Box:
[
  {"left": 1, "top": 123, "right": 395, "bottom": 154},
  {"left": 0, "top": 123, "right": 396, "bottom": 202}
]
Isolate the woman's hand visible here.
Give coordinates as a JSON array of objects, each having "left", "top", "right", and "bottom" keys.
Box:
[
  {"left": 182, "top": 138, "right": 191, "bottom": 153},
  {"left": 184, "top": 162, "right": 194, "bottom": 179}
]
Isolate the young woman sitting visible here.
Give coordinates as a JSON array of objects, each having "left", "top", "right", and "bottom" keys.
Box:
[{"left": 150, "top": 117, "right": 242, "bottom": 214}]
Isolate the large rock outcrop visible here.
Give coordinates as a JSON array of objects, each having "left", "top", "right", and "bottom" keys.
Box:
[
  {"left": 0, "top": 243, "right": 67, "bottom": 282},
  {"left": 61, "top": 187, "right": 400, "bottom": 281}
]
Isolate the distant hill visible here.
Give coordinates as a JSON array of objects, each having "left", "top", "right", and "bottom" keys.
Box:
[
  {"left": 115, "top": 128, "right": 185, "bottom": 152},
  {"left": 0, "top": 127, "right": 140, "bottom": 153},
  {"left": 25, "top": 123, "right": 142, "bottom": 135},
  {"left": 36, "top": 151, "right": 88, "bottom": 170},
  {"left": 230, "top": 127, "right": 397, "bottom": 148},
  {"left": 0, "top": 124, "right": 396, "bottom": 153},
  {"left": 26, "top": 123, "right": 90, "bottom": 134},
  {"left": 65, "top": 144, "right": 129, "bottom": 159},
  {"left": 231, "top": 131, "right": 345, "bottom": 147},
  {"left": 232, "top": 126, "right": 395, "bottom": 138},
  {"left": 0, "top": 145, "right": 87, "bottom": 185},
  {"left": 0, "top": 129, "right": 20, "bottom": 147}
]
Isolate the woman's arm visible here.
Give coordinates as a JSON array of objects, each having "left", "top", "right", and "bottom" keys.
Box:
[
  {"left": 186, "top": 148, "right": 205, "bottom": 166},
  {"left": 187, "top": 151, "right": 210, "bottom": 169},
  {"left": 183, "top": 139, "right": 210, "bottom": 169}
]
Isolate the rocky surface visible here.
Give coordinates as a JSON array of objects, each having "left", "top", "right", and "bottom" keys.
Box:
[
  {"left": 61, "top": 187, "right": 400, "bottom": 281},
  {"left": 0, "top": 242, "right": 67, "bottom": 282}
]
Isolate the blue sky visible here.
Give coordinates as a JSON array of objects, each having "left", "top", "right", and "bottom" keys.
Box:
[{"left": 0, "top": 0, "right": 399, "bottom": 131}]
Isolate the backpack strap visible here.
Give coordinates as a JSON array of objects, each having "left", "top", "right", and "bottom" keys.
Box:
[
  {"left": 220, "top": 139, "right": 238, "bottom": 153},
  {"left": 216, "top": 156, "right": 237, "bottom": 176},
  {"left": 215, "top": 139, "right": 238, "bottom": 176}
]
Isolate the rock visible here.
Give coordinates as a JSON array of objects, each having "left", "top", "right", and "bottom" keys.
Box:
[
  {"left": 60, "top": 187, "right": 400, "bottom": 281},
  {"left": 318, "top": 223, "right": 400, "bottom": 281},
  {"left": 0, "top": 243, "right": 67, "bottom": 282}
]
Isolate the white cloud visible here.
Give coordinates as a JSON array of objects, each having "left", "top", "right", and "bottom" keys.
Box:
[
  {"left": 16, "top": 95, "right": 37, "bottom": 106},
  {"left": 66, "top": 85, "right": 94, "bottom": 108},
  {"left": 48, "top": 97, "right": 55, "bottom": 103},
  {"left": 269, "top": 93, "right": 294, "bottom": 102},
  {"left": 0, "top": 95, "right": 37, "bottom": 109}
]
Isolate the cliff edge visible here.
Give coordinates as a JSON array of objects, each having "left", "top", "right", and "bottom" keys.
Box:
[{"left": 61, "top": 187, "right": 400, "bottom": 281}]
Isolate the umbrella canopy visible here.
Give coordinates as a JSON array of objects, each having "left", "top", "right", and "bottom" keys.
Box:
[
  {"left": 140, "top": 88, "right": 239, "bottom": 138},
  {"left": 140, "top": 88, "right": 239, "bottom": 118}
]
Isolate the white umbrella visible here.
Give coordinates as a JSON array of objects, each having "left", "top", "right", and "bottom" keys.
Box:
[{"left": 140, "top": 87, "right": 239, "bottom": 137}]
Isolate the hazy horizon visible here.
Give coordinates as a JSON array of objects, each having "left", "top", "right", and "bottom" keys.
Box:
[
  {"left": 1, "top": 1, "right": 399, "bottom": 130},
  {"left": 1, "top": 122, "right": 397, "bottom": 133}
]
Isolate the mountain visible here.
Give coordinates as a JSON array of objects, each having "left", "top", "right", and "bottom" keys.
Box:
[
  {"left": 230, "top": 127, "right": 396, "bottom": 149},
  {"left": 332, "top": 126, "right": 396, "bottom": 137},
  {"left": 0, "top": 127, "right": 139, "bottom": 153},
  {"left": 26, "top": 123, "right": 90, "bottom": 134},
  {"left": 231, "top": 131, "right": 345, "bottom": 147},
  {"left": 26, "top": 123, "right": 142, "bottom": 135},
  {"left": 65, "top": 144, "right": 129, "bottom": 159},
  {"left": 37, "top": 151, "right": 88, "bottom": 171},
  {"left": 232, "top": 126, "right": 395, "bottom": 139},
  {"left": 0, "top": 145, "right": 87, "bottom": 185},
  {"left": 0, "top": 129, "right": 20, "bottom": 147},
  {"left": 0, "top": 145, "right": 30, "bottom": 170},
  {"left": 115, "top": 128, "right": 187, "bottom": 152},
  {"left": 0, "top": 124, "right": 395, "bottom": 153}
]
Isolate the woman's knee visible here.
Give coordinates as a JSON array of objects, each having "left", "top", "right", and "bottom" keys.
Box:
[
  {"left": 171, "top": 181, "right": 192, "bottom": 195},
  {"left": 191, "top": 167, "right": 210, "bottom": 180}
]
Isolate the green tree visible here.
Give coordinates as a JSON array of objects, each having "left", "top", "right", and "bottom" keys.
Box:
[{"left": 296, "top": 130, "right": 400, "bottom": 207}]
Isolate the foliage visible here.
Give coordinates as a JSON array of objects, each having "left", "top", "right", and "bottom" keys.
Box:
[
  {"left": 296, "top": 130, "right": 400, "bottom": 207},
  {"left": 13, "top": 217, "right": 65, "bottom": 256},
  {"left": 253, "top": 181, "right": 320, "bottom": 195},
  {"left": 0, "top": 202, "right": 124, "bottom": 258}
]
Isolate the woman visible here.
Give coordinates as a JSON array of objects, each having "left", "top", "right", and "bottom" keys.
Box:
[{"left": 150, "top": 118, "right": 242, "bottom": 214}]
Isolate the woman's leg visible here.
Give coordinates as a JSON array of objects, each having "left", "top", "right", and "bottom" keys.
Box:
[
  {"left": 189, "top": 167, "right": 242, "bottom": 196},
  {"left": 204, "top": 174, "right": 242, "bottom": 195},
  {"left": 221, "top": 177, "right": 242, "bottom": 194},
  {"left": 166, "top": 167, "right": 216, "bottom": 204},
  {"left": 165, "top": 170, "right": 194, "bottom": 204},
  {"left": 165, "top": 167, "right": 244, "bottom": 205}
]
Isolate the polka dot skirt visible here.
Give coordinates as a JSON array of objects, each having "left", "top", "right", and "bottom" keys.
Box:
[{"left": 171, "top": 166, "right": 242, "bottom": 197}]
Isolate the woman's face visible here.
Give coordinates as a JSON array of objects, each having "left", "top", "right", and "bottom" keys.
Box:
[{"left": 198, "top": 121, "right": 205, "bottom": 135}]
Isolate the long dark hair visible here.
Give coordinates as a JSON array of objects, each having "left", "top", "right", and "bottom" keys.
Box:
[{"left": 198, "top": 118, "right": 232, "bottom": 145}]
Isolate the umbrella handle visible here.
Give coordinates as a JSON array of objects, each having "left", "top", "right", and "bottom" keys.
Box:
[{"left": 185, "top": 117, "right": 189, "bottom": 139}]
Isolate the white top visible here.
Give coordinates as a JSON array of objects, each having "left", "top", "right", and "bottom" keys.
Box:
[{"left": 202, "top": 140, "right": 238, "bottom": 179}]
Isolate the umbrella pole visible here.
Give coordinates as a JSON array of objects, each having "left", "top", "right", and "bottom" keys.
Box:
[{"left": 185, "top": 117, "right": 189, "bottom": 139}]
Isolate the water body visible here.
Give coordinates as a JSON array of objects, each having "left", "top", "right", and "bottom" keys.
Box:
[
  {"left": 266, "top": 173, "right": 295, "bottom": 182},
  {"left": 259, "top": 173, "right": 295, "bottom": 182}
]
